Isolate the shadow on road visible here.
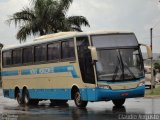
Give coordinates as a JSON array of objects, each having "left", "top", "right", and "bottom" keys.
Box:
[{"left": 1, "top": 103, "right": 131, "bottom": 120}]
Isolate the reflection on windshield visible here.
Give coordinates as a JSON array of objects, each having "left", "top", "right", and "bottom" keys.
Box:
[{"left": 96, "top": 48, "right": 144, "bottom": 81}]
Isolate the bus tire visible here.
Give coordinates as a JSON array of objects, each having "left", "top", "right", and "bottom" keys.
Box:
[
  {"left": 22, "top": 89, "right": 39, "bottom": 106},
  {"left": 112, "top": 99, "right": 125, "bottom": 107},
  {"left": 16, "top": 92, "right": 22, "bottom": 105},
  {"left": 74, "top": 91, "right": 88, "bottom": 108}
]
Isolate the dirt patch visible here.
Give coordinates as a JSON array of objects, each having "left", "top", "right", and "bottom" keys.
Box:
[{"left": 144, "top": 95, "right": 160, "bottom": 99}]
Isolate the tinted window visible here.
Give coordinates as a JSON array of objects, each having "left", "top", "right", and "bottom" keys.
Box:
[
  {"left": 35, "top": 45, "right": 46, "bottom": 62},
  {"left": 47, "top": 42, "right": 60, "bottom": 61},
  {"left": 92, "top": 34, "right": 138, "bottom": 48},
  {"left": 62, "top": 40, "right": 75, "bottom": 59},
  {"left": 2, "top": 51, "right": 12, "bottom": 66},
  {"left": 23, "top": 47, "right": 34, "bottom": 63},
  {"left": 13, "top": 49, "right": 22, "bottom": 65},
  {"left": 76, "top": 37, "right": 95, "bottom": 84}
]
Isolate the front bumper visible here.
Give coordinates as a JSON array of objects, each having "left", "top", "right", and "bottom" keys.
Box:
[{"left": 95, "top": 85, "right": 145, "bottom": 101}]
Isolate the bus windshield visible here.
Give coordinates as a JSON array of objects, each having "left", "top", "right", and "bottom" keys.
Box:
[
  {"left": 96, "top": 48, "right": 144, "bottom": 81},
  {"left": 91, "top": 34, "right": 144, "bottom": 81}
]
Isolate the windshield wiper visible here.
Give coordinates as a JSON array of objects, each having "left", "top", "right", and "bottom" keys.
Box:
[
  {"left": 122, "top": 61, "right": 136, "bottom": 79},
  {"left": 112, "top": 50, "right": 136, "bottom": 81},
  {"left": 112, "top": 56, "right": 122, "bottom": 81}
]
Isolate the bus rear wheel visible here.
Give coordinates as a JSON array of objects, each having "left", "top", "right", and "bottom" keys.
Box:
[
  {"left": 16, "top": 92, "right": 22, "bottom": 105},
  {"left": 74, "top": 91, "right": 88, "bottom": 108},
  {"left": 112, "top": 99, "right": 125, "bottom": 107},
  {"left": 22, "top": 89, "right": 39, "bottom": 106}
]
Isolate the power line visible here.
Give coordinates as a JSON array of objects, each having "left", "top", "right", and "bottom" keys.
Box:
[
  {"left": 141, "top": 34, "right": 160, "bottom": 39},
  {"left": 152, "top": 35, "right": 160, "bottom": 38}
]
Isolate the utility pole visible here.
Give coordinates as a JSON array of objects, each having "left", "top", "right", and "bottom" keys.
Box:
[
  {"left": 150, "top": 28, "right": 154, "bottom": 93},
  {"left": 150, "top": 28, "right": 153, "bottom": 50}
]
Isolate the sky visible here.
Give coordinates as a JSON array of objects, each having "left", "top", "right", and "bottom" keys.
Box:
[{"left": 0, "top": 0, "right": 160, "bottom": 53}]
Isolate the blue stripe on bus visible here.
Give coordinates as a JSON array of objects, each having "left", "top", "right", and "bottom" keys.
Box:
[
  {"left": 3, "top": 86, "right": 145, "bottom": 101},
  {"left": 1, "top": 65, "right": 79, "bottom": 78},
  {"left": 1, "top": 70, "right": 18, "bottom": 76}
]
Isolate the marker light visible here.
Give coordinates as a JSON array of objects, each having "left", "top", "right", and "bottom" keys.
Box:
[
  {"left": 98, "top": 85, "right": 111, "bottom": 89},
  {"left": 138, "top": 81, "right": 145, "bottom": 87}
]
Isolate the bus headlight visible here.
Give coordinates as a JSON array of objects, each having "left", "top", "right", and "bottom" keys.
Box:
[
  {"left": 138, "top": 81, "right": 145, "bottom": 87},
  {"left": 98, "top": 85, "right": 111, "bottom": 89}
]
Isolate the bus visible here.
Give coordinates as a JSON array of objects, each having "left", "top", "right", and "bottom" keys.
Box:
[{"left": 1, "top": 31, "right": 151, "bottom": 108}]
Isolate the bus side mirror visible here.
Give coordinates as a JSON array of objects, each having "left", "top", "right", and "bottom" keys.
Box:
[
  {"left": 140, "top": 44, "right": 152, "bottom": 59},
  {"left": 88, "top": 46, "right": 98, "bottom": 61}
]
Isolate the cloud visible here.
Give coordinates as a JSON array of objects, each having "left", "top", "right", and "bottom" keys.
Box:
[
  {"left": 68, "top": 0, "right": 160, "bottom": 53},
  {"left": 0, "top": 0, "right": 30, "bottom": 45},
  {"left": 0, "top": 0, "right": 160, "bottom": 53}
]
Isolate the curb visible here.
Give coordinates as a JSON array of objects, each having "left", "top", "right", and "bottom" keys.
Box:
[{"left": 144, "top": 95, "right": 160, "bottom": 99}]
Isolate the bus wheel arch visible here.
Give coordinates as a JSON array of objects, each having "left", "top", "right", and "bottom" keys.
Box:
[
  {"left": 15, "top": 87, "right": 20, "bottom": 98},
  {"left": 15, "top": 87, "right": 22, "bottom": 105},
  {"left": 71, "top": 85, "right": 88, "bottom": 108},
  {"left": 22, "top": 86, "right": 29, "bottom": 105},
  {"left": 71, "top": 85, "right": 79, "bottom": 100},
  {"left": 22, "top": 86, "right": 39, "bottom": 105},
  {"left": 22, "top": 86, "right": 28, "bottom": 93},
  {"left": 22, "top": 86, "right": 28, "bottom": 98}
]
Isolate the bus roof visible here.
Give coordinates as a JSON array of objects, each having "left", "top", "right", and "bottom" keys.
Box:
[{"left": 2, "top": 30, "right": 133, "bottom": 51}]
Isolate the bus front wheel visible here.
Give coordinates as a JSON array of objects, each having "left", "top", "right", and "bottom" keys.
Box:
[
  {"left": 74, "top": 91, "right": 88, "bottom": 108},
  {"left": 112, "top": 99, "right": 125, "bottom": 107}
]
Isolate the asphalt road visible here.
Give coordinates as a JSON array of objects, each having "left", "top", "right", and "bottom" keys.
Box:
[{"left": 0, "top": 89, "right": 160, "bottom": 120}]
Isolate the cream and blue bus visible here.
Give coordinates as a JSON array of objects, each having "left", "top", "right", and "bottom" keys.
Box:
[{"left": 1, "top": 31, "right": 151, "bottom": 108}]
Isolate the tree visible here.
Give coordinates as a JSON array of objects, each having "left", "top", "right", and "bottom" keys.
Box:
[
  {"left": 7, "top": 0, "right": 90, "bottom": 42},
  {"left": 154, "top": 62, "right": 160, "bottom": 72}
]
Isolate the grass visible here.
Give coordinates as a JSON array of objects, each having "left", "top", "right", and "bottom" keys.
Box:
[{"left": 145, "top": 84, "right": 160, "bottom": 96}]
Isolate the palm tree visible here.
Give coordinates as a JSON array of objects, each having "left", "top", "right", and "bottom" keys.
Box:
[{"left": 7, "top": 0, "right": 90, "bottom": 42}]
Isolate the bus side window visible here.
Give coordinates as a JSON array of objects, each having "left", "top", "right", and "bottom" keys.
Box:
[
  {"left": 47, "top": 42, "right": 60, "bottom": 61},
  {"left": 35, "top": 45, "right": 46, "bottom": 62},
  {"left": 23, "top": 47, "right": 34, "bottom": 64},
  {"left": 61, "top": 39, "right": 75, "bottom": 60},
  {"left": 12, "top": 49, "right": 22, "bottom": 65},
  {"left": 2, "top": 51, "right": 12, "bottom": 66},
  {"left": 76, "top": 37, "right": 95, "bottom": 84}
]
